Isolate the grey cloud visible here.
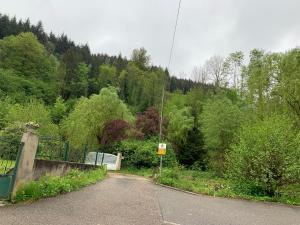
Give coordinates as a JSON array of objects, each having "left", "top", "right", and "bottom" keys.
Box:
[{"left": 1, "top": 0, "right": 300, "bottom": 78}]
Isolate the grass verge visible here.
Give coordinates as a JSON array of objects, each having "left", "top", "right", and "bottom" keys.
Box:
[
  {"left": 156, "top": 168, "right": 300, "bottom": 206},
  {"left": 120, "top": 167, "right": 154, "bottom": 178},
  {"left": 121, "top": 167, "right": 300, "bottom": 206},
  {"left": 15, "top": 167, "right": 107, "bottom": 202}
]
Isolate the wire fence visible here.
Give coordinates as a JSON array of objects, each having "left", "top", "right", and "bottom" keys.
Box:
[
  {"left": 36, "top": 136, "right": 88, "bottom": 163},
  {"left": 0, "top": 137, "right": 19, "bottom": 174}
]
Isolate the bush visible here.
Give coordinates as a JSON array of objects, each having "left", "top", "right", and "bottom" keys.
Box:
[
  {"left": 15, "top": 168, "right": 106, "bottom": 202},
  {"left": 5, "top": 99, "right": 59, "bottom": 136},
  {"left": 115, "top": 137, "right": 177, "bottom": 168},
  {"left": 226, "top": 115, "right": 300, "bottom": 196}
]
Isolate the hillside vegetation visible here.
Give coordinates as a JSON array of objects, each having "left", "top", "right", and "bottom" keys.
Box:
[{"left": 0, "top": 14, "right": 299, "bottom": 204}]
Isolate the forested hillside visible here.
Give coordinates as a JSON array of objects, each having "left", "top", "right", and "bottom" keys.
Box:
[{"left": 0, "top": 14, "right": 299, "bottom": 202}]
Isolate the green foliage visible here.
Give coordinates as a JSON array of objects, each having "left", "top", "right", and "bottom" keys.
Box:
[
  {"left": 98, "top": 64, "right": 118, "bottom": 89},
  {"left": 0, "top": 123, "right": 24, "bottom": 158},
  {"left": 167, "top": 107, "right": 194, "bottom": 146},
  {"left": 15, "top": 168, "right": 107, "bottom": 202},
  {"left": 116, "top": 138, "right": 177, "bottom": 168},
  {"left": 4, "top": 99, "right": 59, "bottom": 136},
  {"left": 0, "top": 68, "right": 58, "bottom": 104},
  {"left": 50, "top": 96, "right": 67, "bottom": 124},
  {"left": 177, "top": 127, "right": 206, "bottom": 169},
  {"left": 227, "top": 115, "right": 300, "bottom": 196},
  {"left": 201, "top": 95, "right": 245, "bottom": 151},
  {"left": 0, "top": 32, "right": 58, "bottom": 79},
  {"left": 70, "top": 62, "right": 90, "bottom": 98},
  {"left": 63, "top": 87, "right": 134, "bottom": 148},
  {"left": 0, "top": 97, "right": 13, "bottom": 129},
  {"left": 118, "top": 62, "right": 165, "bottom": 112},
  {"left": 276, "top": 49, "right": 300, "bottom": 121}
]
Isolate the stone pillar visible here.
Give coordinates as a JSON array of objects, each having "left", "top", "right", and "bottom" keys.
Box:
[
  {"left": 115, "top": 152, "right": 122, "bottom": 171},
  {"left": 11, "top": 123, "right": 39, "bottom": 199}
]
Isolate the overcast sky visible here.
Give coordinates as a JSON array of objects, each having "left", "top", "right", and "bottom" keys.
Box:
[{"left": 1, "top": 0, "right": 300, "bottom": 79}]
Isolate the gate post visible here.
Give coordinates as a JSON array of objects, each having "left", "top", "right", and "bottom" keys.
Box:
[
  {"left": 115, "top": 152, "right": 122, "bottom": 171},
  {"left": 11, "top": 122, "right": 39, "bottom": 199}
]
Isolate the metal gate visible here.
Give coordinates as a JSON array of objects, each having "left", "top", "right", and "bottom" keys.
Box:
[{"left": 0, "top": 138, "right": 23, "bottom": 200}]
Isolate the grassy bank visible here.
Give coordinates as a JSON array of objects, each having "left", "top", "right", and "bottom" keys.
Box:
[
  {"left": 15, "top": 167, "right": 107, "bottom": 202},
  {"left": 121, "top": 167, "right": 300, "bottom": 205},
  {"left": 157, "top": 168, "right": 300, "bottom": 205}
]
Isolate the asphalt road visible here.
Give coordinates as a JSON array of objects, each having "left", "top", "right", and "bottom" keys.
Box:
[{"left": 0, "top": 173, "right": 299, "bottom": 225}]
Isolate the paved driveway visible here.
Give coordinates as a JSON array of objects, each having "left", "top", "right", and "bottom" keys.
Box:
[{"left": 0, "top": 173, "right": 299, "bottom": 225}]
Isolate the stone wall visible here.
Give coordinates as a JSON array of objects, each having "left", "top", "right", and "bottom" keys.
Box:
[{"left": 33, "top": 159, "right": 98, "bottom": 181}]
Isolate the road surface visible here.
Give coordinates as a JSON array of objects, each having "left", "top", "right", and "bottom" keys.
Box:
[{"left": 0, "top": 173, "right": 299, "bottom": 225}]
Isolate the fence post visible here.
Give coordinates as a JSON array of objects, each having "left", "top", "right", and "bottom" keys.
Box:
[
  {"left": 83, "top": 144, "right": 87, "bottom": 163},
  {"left": 63, "top": 141, "right": 69, "bottom": 161},
  {"left": 101, "top": 153, "right": 105, "bottom": 166},
  {"left": 115, "top": 152, "right": 122, "bottom": 171},
  {"left": 95, "top": 151, "right": 98, "bottom": 166}
]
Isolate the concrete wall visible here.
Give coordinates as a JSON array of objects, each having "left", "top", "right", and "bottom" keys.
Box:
[{"left": 33, "top": 159, "right": 98, "bottom": 181}]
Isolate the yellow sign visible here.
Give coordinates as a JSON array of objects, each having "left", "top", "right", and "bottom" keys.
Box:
[{"left": 157, "top": 143, "right": 166, "bottom": 155}]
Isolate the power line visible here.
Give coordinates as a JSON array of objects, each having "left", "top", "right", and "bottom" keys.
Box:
[
  {"left": 159, "top": 0, "right": 182, "bottom": 141},
  {"left": 167, "top": 0, "right": 182, "bottom": 69}
]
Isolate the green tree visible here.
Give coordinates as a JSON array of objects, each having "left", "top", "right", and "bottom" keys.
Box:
[
  {"left": 167, "top": 107, "right": 194, "bottom": 147},
  {"left": 63, "top": 87, "right": 134, "bottom": 148},
  {"left": 0, "top": 32, "right": 57, "bottom": 80},
  {"left": 225, "top": 51, "right": 244, "bottom": 90},
  {"left": 246, "top": 49, "right": 270, "bottom": 119},
  {"left": 50, "top": 96, "right": 67, "bottom": 124},
  {"left": 200, "top": 95, "right": 246, "bottom": 173},
  {"left": 70, "top": 62, "right": 90, "bottom": 98},
  {"left": 276, "top": 48, "right": 300, "bottom": 121},
  {"left": 98, "top": 64, "right": 118, "bottom": 89}
]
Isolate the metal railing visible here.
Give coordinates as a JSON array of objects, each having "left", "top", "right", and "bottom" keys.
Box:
[
  {"left": 36, "top": 136, "right": 88, "bottom": 163},
  {"left": 0, "top": 137, "right": 19, "bottom": 175}
]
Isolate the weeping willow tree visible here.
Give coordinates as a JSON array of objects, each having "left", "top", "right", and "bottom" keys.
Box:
[{"left": 62, "top": 87, "right": 134, "bottom": 149}]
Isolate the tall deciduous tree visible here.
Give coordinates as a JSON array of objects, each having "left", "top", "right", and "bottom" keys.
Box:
[
  {"left": 205, "top": 55, "right": 227, "bottom": 87},
  {"left": 225, "top": 51, "right": 244, "bottom": 90},
  {"left": 131, "top": 47, "right": 150, "bottom": 69}
]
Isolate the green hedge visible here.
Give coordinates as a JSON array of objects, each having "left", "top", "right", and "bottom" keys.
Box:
[
  {"left": 15, "top": 167, "right": 106, "bottom": 202},
  {"left": 114, "top": 137, "right": 177, "bottom": 168}
]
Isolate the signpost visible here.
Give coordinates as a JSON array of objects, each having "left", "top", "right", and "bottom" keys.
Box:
[{"left": 157, "top": 143, "right": 166, "bottom": 174}]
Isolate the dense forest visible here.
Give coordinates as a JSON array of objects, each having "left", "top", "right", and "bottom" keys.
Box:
[{"left": 0, "top": 14, "right": 299, "bottom": 199}]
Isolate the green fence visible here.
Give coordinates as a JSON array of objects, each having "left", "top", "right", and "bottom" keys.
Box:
[
  {"left": 0, "top": 137, "right": 19, "bottom": 174},
  {"left": 36, "top": 136, "right": 87, "bottom": 163},
  {"left": 0, "top": 137, "right": 23, "bottom": 200}
]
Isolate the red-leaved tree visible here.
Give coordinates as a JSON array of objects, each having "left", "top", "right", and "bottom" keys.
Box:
[
  {"left": 101, "top": 119, "right": 143, "bottom": 145},
  {"left": 136, "top": 107, "right": 165, "bottom": 137}
]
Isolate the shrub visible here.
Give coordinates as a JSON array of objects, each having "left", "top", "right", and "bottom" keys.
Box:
[
  {"left": 115, "top": 137, "right": 177, "bottom": 168},
  {"left": 226, "top": 115, "right": 300, "bottom": 196}
]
